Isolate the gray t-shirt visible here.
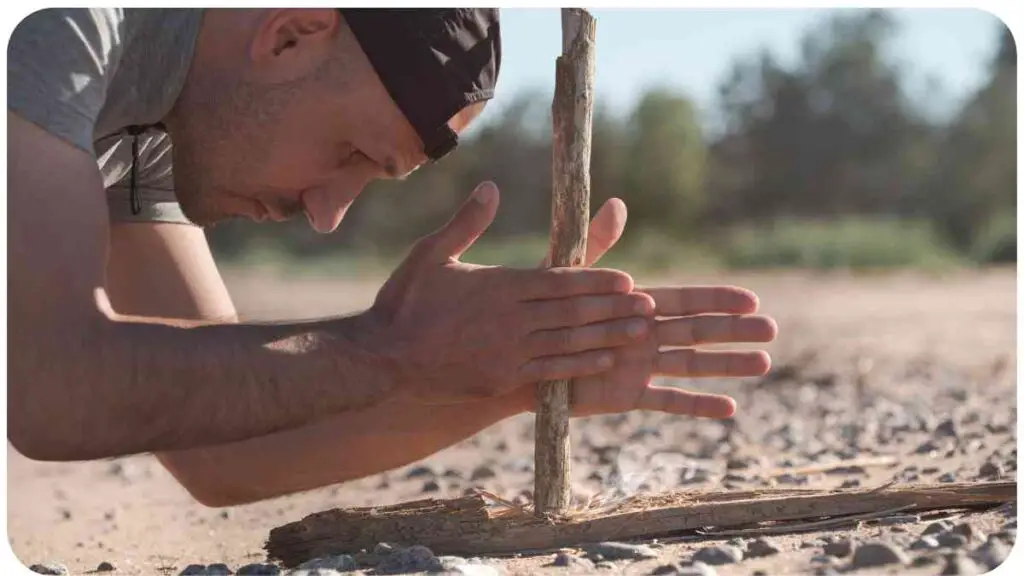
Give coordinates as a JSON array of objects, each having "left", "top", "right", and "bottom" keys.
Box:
[{"left": 8, "top": 8, "right": 203, "bottom": 224}]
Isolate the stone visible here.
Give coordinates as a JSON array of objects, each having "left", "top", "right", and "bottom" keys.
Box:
[
  {"left": 374, "top": 543, "right": 395, "bottom": 556},
  {"left": 583, "top": 541, "right": 659, "bottom": 561},
  {"left": 744, "top": 538, "right": 781, "bottom": 559},
  {"left": 179, "top": 566, "right": 208, "bottom": 576},
  {"left": 28, "top": 565, "right": 69, "bottom": 576},
  {"left": 951, "top": 523, "right": 983, "bottom": 542},
  {"left": 206, "top": 564, "right": 233, "bottom": 575},
  {"left": 923, "top": 466, "right": 941, "bottom": 474},
  {"left": 295, "top": 555, "right": 357, "bottom": 572},
  {"left": 992, "top": 529, "right": 1016, "bottom": 544},
  {"left": 809, "top": 555, "right": 836, "bottom": 565},
  {"left": 940, "top": 552, "right": 984, "bottom": 575},
  {"left": 422, "top": 480, "right": 441, "bottom": 493},
  {"left": 979, "top": 461, "right": 1003, "bottom": 478},
  {"left": 595, "top": 561, "right": 616, "bottom": 570},
  {"left": 470, "top": 465, "right": 497, "bottom": 481},
  {"left": 924, "top": 520, "right": 954, "bottom": 535},
  {"left": 406, "top": 465, "right": 437, "bottom": 479},
  {"left": 935, "top": 418, "right": 961, "bottom": 439},
  {"left": 96, "top": 562, "right": 116, "bottom": 572},
  {"left": 237, "top": 565, "right": 281, "bottom": 575},
  {"left": 839, "top": 479, "right": 861, "bottom": 489},
  {"left": 971, "top": 538, "right": 1011, "bottom": 570},
  {"left": 915, "top": 440, "right": 941, "bottom": 454},
  {"left": 552, "top": 552, "right": 595, "bottom": 569},
  {"left": 650, "top": 562, "right": 717, "bottom": 576},
  {"left": 849, "top": 542, "right": 909, "bottom": 569},
  {"left": 692, "top": 545, "right": 743, "bottom": 565},
  {"left": 822, "top": 539, "right": 853, "bottom": 558},
  {"left": 937, "top": 533, "right": 969, "bottom": 549},
  {"left": 378, "top": 545, "right": 437, "bottom": 573},
  {"left": 939, "top": 472, "right": 957, "bottom": 483},
  {"left": 910, "top": 536, "right": 940, "bottom": 550}
]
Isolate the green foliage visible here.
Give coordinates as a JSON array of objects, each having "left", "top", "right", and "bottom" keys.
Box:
[
  {"left": 970, "top": 212, "right": 1017, "bottom": 264},
  {"left": 720, "top": 217, "right": 962, "bottom": 271}
]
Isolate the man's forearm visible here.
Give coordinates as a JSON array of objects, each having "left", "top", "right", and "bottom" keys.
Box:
[
  {"left": 10, "top": 309, "right": 399, "bottom": 461},
  {"left": 158, "top": 388, "right": 533, "bottom": 507}
]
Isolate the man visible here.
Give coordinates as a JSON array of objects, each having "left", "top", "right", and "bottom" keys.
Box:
[{"left": 8, "top": 8, "right": 777, "bottom": 507}]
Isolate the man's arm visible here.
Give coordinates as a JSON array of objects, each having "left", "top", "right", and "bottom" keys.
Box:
[{"left": 8, "top": 113, "right": 396, "bottom": 461}]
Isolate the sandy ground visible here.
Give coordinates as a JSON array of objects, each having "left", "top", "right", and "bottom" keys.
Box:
[{"left": 6, "top": 267, "right": 1018, "bottom": 575}]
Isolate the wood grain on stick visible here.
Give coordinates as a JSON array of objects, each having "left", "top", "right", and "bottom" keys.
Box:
[
  {"left": 264, "top": 481, "right": 1016, "bottom": 566},
  {"left": 535, "top": 7, "right": 597, "bottom": 518}
]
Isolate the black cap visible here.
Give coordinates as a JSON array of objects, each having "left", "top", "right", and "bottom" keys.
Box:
[{"left": 339, "top": 8, "right": 501, "bottom": 162}]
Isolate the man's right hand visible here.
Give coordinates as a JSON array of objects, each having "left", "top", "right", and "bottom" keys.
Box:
[{"left": 365, "top": 181, "right": 654, "bottom": 405}]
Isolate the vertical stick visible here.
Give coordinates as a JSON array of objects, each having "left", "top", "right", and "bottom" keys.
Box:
[{"left": 534, "top": 7, "right": 597, "bottom": 518}]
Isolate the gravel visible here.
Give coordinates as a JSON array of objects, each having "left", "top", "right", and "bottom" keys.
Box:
[
  {"left": 691, "top": 545, "right": 743, "bottom": 565},
  {"left": 583, "top": 541, "right": 660, "bottom": 561}
]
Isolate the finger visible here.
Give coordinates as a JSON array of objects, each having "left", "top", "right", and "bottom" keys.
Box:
[
  {"left": 419, "top": 181, "right": 499, "bottom": 263},
  {"left": 636, "top": 386, "right": 737, "bottom": 418},
  {"left": 638, "top": 286, "right": 760, "bottom": 317},
  {"left": 524, "top": 292, "right": 654, "bottom": 331},
  {"left": 656, "top": 315, "right": 778, "bottom": 346},
  {"left": 656, "top": 349, "right": 771, "bottom": 377},
  {"left": 518, "top": 349, "right": 615, "bottom": 383},
  {"left": 526, "top": 317, "right": 649, "bottom": 357},
  {"left": 516, "top": 267, "right": 634, "bottom": 301},
  {"left": 584, "top": 198, "right": 627, "bottom": 266}
]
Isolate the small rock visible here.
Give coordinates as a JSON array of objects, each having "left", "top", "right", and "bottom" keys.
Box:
[
  {"left": 726, "top": 538, "right": 747, "bottom": 552},
  {"left": 726, "top": 457, "right": 754, "bottom": 470},
  {"left": 775, "top": 473, "right": 808, "bottom": 485},
  {"left": 800, "top": 540, "right": 820, "bottom": 549},
  {"left": 179, "top": 566, "right": 208, "bottom": 576},
  {"left": 850, "top": 542, "right": 909, "bottom": 568},
  {"left": 552, "top": 552, "right": 595, "bottom": 569},
  {"left": 809, "top": 555, "right": 837, "bottom": 565},
  {"left": 378, "top": 545, "right": 437, "bottom": 573},
  {"left": 939, "top": 472, "right": 957, "bottom": 483},
  {"left": 470, "top": 465, "right": 497, "bottom": 481},
  {"left": 951, "top": 523, "right": 983, "bottom": 542},
  {"left": 723, "top": 473, "right": 747, "bottom": 483},
  {"left": 296, "top": 554, "right": 358, "bottom": 572},
  {"left": 940, "top": 552, "right": 984, "bottom": 575},
  {"left": 374, "top": 542, "right": 395, "bottom": 555},
  {"left": 744, "top": 538, "right": 781, "bottom": 559},
  {"left": 924, "top": 520, "right": 954, "bottom": 535},
  {"left": 406, "top": 465, "right": 437, "bottom": 479},
  {"left": 822, "top": 539, "right": 853, "bottom": 558},
  {"left": 96, "top": 562, "right": 116, "bottom": 572},
  {"left": 971, "top": 538, "right": 1011, "bottom": 569},
  {"left": 839, "top": 479, "right": 861, "bottom": 489},
  {"left": 422, "top": 480, "right": 441, "bottom": 493},
  {"left": 443, "top": 468, "right": 464, "bottom": 479},
  {"left": 923, "top": 466, "right": 941, "bottom": 474},
  {"left": 28, "top": 565, "right": 69, "bottom": 576},
  {"left": 58, "top": 508, "right": 72, "bottom": 521},
  {"left": 915, "top": 440, "right": 941, "bottom": 454},
  {"left": 206, "top": 564, "right": 232, "bottom": 575},
  {"left": 979, "top": 461, "right": 1003, "bottom": 478},
  {"left": 692, "top": 545, "right": 743, "bottom": 565},
  {"left": 911, "top": 536, "right": 940, "bottom": 550},
  {"left": 583, "top": 541, "right": 659, "bottom": 561},
  {"left": 992, "top": 529, "right": 1016, "bottom": 544},
  {"left": 650, "top": 562, "right": 717, "bottom": 576},
  {"left": 595, "top": 561, "right": 616, "bottom": 570},
  {"left": 937, "top": 533, "right": 970, "bottom": 549},
  {"left": 237, "top": 565, "right": 281, "bottom": 575},
  {"left": 912, "top": 555, "right": 940, "bottom": 567},
  {"left": 935, "top": 418, "right": 961, "bottom": 439}
]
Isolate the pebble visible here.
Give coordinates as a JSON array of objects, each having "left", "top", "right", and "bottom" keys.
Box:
[
  {"left": 935, "top": 418, "right": 961, "bottom": 439},
  {"left": 822, "top": 539, "right": 853, "bottom": 558},
  {"left": 692, "top": 545, "right": 743, "bottom": 565},
  {"left": 726, "top": 538, "right": 747, "bottom": 552},
  {"left": 96, "top": 562, "right": 116, "bottom": 572},
  {"left": 28, "top": 565, "right": 68, "bottom": 575},
  {"left": 924, "top": 520, "right": 954, "bottom": 535},
  {"left": 595, "top": 561, "right": 617, "bottom": 570},
  {"left": 406, "top": 465, "right": 436, "bottom": 479},
  {"left": 744, "top": 538, "right": 780, "bottom": 558},
  {"left": 923, "top": 466, "right": 941, "bottom": 474},
  {"left": 237, "top": 565, "right": 281, "bottom": 575},
  {"left": 443, "top": 468, "right": 464, "bottom": 479},
  {"left": 295, "top": 555, "right": 357, "bottom": 572},
  {"left": 206, "top": 564, "right": 232, "bottom": 575},
  {"left": 583, "top": 541, "right": 660, "bottom": 561},
  {"left": 552, "top": 552, "right": 595, "bottom": 569},
  {"left": 979, "top": 461, "right": 1003, "bottom": 478},
  {"left": 470, "top": 465, "right": 497, "bottom": 481},
  {"left": 422, "top": 480, "right": 441, "bottom": 493},
  {"left": 939, "top": 472, "right": 957, "bottom": 483},
  {"left": 378, "top": 545, "right": 438, "bottom": 573},
  {"left": 650, "top": 562, "right": 717, "bottom": 575},
  {"left": 849, "top": 542, "right": 909, "bottom": 568},
  {"left": 937, "top": 532, "right": 970, "bottom": 549},
  {"left": 915, "top": 440, "right": 941, "bottom": 454},
  {"left": 940, "top": 552, "right": 985, "bottom": 575},
  {"left": 910, "top": 535, "right": 940, "bottom": 550},
  {"left": 951, "top": 523, "right": 983, "bottom": 542},
  {"left": 809, "top": 555, "right": 837, "bottom": 565},
  {"left": 179, "top": 566, "right": 208, "bottom": 576},
  {"left": 839, "top": 479, "right": 861, "bottom": 488}
]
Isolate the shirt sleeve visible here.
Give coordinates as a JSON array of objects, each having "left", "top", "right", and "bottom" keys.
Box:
[{"left": 7, "top": 8, "right": 126, "bottom": 155}]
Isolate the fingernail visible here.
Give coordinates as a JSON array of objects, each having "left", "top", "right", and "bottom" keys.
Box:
[
  {"left": 628, "top": 319, "right": 647, "bottom": 338},
  {"left": 473, "top": 182, "right": 496, "bottom": 204}
]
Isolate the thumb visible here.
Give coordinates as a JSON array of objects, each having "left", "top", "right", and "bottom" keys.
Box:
[{"left": 423, "top": 181, "right": 499, "bottom": 262}]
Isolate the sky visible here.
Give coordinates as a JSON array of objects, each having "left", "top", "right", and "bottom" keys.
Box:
[{"left": 471, "top": 8, "right": 1010, "bottom": 133}]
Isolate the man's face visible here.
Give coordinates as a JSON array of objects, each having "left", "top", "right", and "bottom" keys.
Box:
[{"left": 169, "top": 10, "right": 485, "bottom": 233}]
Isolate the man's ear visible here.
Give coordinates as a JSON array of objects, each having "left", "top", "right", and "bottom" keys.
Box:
[{"left": 248, "top": 9, "right": 339, "bottom": 83}]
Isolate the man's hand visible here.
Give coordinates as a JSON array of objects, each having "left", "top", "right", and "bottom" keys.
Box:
[
  {"left": 528, "top": 197, "right": 777, "bottom": 418},
  {"left": 365, "top": 182, "right": 655, "bottom": 405}
]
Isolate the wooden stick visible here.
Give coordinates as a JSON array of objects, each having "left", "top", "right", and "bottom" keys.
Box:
[
  {"left": 264, "top": 481, "right": 1014, "bottom": 566},
  {"left": 535, "top": 7, "right": 597, "bottom": 518}
]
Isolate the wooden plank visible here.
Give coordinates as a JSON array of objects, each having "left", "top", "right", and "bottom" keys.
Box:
[
  {"left": 535, "top": 7, "right": 597, "bottom": 518},
  {"left": 264, "top": 480, "right": 1015, "bottom": 567}
]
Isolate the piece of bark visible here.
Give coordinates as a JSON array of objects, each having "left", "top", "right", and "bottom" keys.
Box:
[
  {"left": 534, "top": 8, "right": 597, "bottom": 517},
  {"left": 264, "top": 481, "right": 1015, "bottom": 567}
]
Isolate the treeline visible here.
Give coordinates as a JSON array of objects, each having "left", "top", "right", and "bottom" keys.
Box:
[{"left": 208, "top": 10, "right": 1016, "bottom": 270}]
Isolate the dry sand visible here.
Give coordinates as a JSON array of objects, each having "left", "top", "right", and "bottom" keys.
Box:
[{"left": 7, "top": 267, "right": 1017, "bottom": 575}]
